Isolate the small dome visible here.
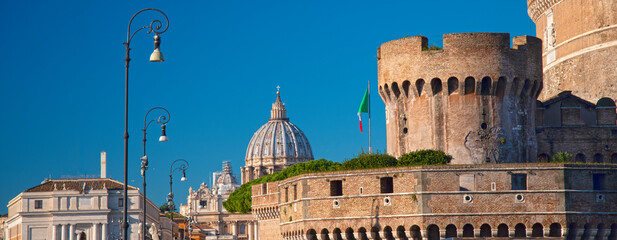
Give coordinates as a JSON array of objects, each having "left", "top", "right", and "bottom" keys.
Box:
[
  {"left": 245, "top": 91, "right": 314, "bottom": 167},
  {"left": 215, "top": 161, "right": 239, "bottom": 195}
]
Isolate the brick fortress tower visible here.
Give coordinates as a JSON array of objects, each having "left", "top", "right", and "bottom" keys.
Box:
[
  {"left": 527, "top": 0, "right": 617, "bottom": 102},
  {"left": 377, "top": 33, "right": 542, "bottom": 164}
]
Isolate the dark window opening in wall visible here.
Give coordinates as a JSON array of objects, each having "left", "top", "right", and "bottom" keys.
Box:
[
  {"left": 612, "top": 154, "right": 617, "bottom": 164},
  {"left": 34, "top": 200, "right": 43, "bottom": 209},
  {"left": 612, "top": 129, "right": 617, "bottom": 136},
  {"left": 480, "top": 122, "right": 488, "bottom": 129},
  {"left": 576, "top": 153, "right": 586, "bottom": 163},
  {"left": 480, "top": 77, "right": 492, "bottom": 95},
  {"left": 447, "top": 77, "right": 459, "bottom": 95},
  {"left": 239, "top": 224, "right": 246, "bottom": 234},
  {"left": 403, "top": 128, "right": 408, "bottom": 134},
  {"left": 293, "top": 185, "right": 297, "bottom": 200},
  {"left": 330, "top": 180, "right": 343, "bottom": 196},
  {"left": 118, "top": 198, "right": 124, "bottom": 208},
  {"left": 380, "top": 177, "right": 393, "bottom": 194},
  {"left": 593, "top": 174, "right": 606, "bottom": 190},
  {"left": 464, "top": 77, "right": 475, "bottom": 95},
  {"left": 284, "top": 188, "right": 289, "bottom": 202},
  {"left": 511, "top": 174, "right": 527, "bottom": 190},
  {"left": 594, "top": 153, "right": 604, "bottom": 163},
  {"left": 262, "top": 184, "right": 268, "bottom": 195},
  {"left": 199, "top": 200, "right": 207, "bottom": 208}
]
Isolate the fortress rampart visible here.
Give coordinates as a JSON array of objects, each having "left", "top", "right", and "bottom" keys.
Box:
[
  {"left": 527, "top": 0, "right": 617, "bottom": 102},
  {"left": 252, "top": 164, "right": 617, "bottom": 240},
  {"left": 377, "top": 33, "right": 542, "bottom": 164}
]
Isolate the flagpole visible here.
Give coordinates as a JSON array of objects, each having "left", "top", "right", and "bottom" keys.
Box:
[{"left": 368, "top": 79, "right": 372, "bottom": 153}]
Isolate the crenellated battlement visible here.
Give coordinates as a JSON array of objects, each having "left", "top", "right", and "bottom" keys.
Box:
[{"left": 377, "top": 33, "right": 542, "bottom": 164}]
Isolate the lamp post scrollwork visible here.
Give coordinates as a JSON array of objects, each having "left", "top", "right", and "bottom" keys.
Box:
[{"left": 122, "top": 8, "right": 169, "bottom": 240}]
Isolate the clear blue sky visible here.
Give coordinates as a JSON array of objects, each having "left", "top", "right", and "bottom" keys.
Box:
[{"left": 0, "top": 0, "right": 535, "bottom": 212}]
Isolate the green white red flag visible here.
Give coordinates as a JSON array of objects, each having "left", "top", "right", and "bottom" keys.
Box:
[{"left": 357, "top": 88, "right": 369, "bottom": 132}]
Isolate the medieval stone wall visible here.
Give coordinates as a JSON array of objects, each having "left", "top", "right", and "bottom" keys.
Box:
[
  {"left": 252, "top": 164, "right": 617, "bottom": 240},
  {"left": 527, "top": 0, "right": 617, "bottom": 102},
  {"left": 377, "top": 33, "right": 542, "bottom": 164}
]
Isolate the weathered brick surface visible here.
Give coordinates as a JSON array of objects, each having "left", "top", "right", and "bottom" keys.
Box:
[
  {"left": 377, "top": 33, "right": 542, "bottom": 164},
  {"left": 252, "top": 164, "right": 617, "bottom": 239},
  {"left": 527, "top": 0, "right": 617, "bottom": 103}
]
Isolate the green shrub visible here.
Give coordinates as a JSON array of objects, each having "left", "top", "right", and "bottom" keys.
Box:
[
  {"left": 551, "top": 152, "right": 572, "bottom": 163},
  {"left": 397, "top": 150, "right": 452, "bottom": 166},
  {"left": 422, "top": 44, "right": 442, "bottom": 51},
  {"left": 340, "top": 151, "right": 397, "bottom": 170},
  {"left": 223, "top": 159, "right": 341, "bottom": 213}
]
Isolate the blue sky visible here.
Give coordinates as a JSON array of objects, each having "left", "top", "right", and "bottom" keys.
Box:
[{"left": 0, "top": 0, "right": 535, "bottom": 212}]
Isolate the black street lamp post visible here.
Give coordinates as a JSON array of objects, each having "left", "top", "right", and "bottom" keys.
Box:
[
  {"left": 141, "top": 107, "right": 170, "bottom": 240},
  {"left": 168, "top": 159, "right": 188, "bottom": 240},
  {"left": 123, "top": 8, "right": 169, "bottom": 240}
]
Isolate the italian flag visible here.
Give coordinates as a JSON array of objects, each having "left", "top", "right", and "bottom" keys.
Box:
[{"left": 357, "top": 88, "right": 369, "bottom": 132}]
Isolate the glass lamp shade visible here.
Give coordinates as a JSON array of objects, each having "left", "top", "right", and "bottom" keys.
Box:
[{"left": 150, "top": 49, "right": 164, "bottom": 62}]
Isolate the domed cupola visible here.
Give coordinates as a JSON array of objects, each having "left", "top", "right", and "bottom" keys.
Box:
[{"left": 241, "top": 89, "right": 314, "bottom": 184}]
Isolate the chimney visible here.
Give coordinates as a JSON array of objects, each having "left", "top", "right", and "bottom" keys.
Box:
[{"left": 100, "top": 151, "right": 107, "bottom": 178}]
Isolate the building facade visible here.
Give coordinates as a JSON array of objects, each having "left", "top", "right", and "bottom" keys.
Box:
[
  {"left": 241, "top": 91, "right": 314, "bottom": 184},
  {"left": 5, "top": 178, "right": 170, "bottom": 240},
  {"left": 252, "top": 164, "right": 617, "bottom": 240},
  {"left": 527, "top": 0, "right": 617, "bottom": 102},
  {"left": 180, "top": 162, "right": 255, "bottom": 240}
]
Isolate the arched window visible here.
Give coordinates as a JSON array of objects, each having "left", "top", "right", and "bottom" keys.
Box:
[
  {"left": 566, "top": 223, "right": 577, "bottom": 240},
  {"left": 480, "top": 224, "right": 492, "bottom": 237},
  {"left": 520, "top": 79, "right": 531, "bottom": 98},
  {"left": 445, "top": 224, "right": 457, "bottom": 238},
  {"left": 464, "top": 77, "right": 475, "bottom": 95},
  {"left": 392, "top": 82, "right": 401, "bottom": 98},
  {"left": 607, "top": 224, "right": 617, "bottom": 240},
  {"left": 594, "top": 153, "right": 604, "bottom": 163},
  {"left": 345, "top": 228, "right": 355, "bottom": 240},
  {"left": 416, "top": 79, "right": 425, "bottom": 97},
  {"left": 409, "top": 225, "right": 421, "bottom": 240},
  {"left": 514, "top": 223, "right": 526, "bottom": 238},
  {"left": 427, "top": 225, "right": 439, "bottom": 240},
  {"left": 402, "top": 81, "right": 411, "bottom": 98},
  {"left": 612, "top": 153, "right": 617, "bottom": 164},
  {"left": 383, "top": 226, "right": 394, "bottom": 240},
  {"left": 307, "top": 229, "right": 318, "bottom": 240},
  {"left": 532, "top": 223, "right": 544, "bottom": 237},
  {"left": 497, "top": 224, "right": 509, "bottom": 237},
  {"left": 333, "top": 228, "right": 343, "bottom": 240},
  {"left": 384, "top": 84, "right": 392, "bottom": 101},
  {"left": 575, "top": 153, "right": 586, "bottom": 163},
  {"left": 431, "top": 78, "right": 442, "bottom": 95},
  {"left": 463, "top": 224, "right": 474, "bottom": 237},
  {"left": 320, "top": 229, "right": 331, "bottom": 240},
  {"left": 395, "top": 226, "right": 406, "bottom": 240},
  {"left": 358, "top": 227, "right": 368, "bottom": 240},
  {"left": 549, "top": 223, "right": 561, "bottom": 237},
  {"left": 447, "top": 77, "right": 459, "bottom": 95},
  {"left": 495, "top": 77, "right": 506, "bottom": 97},
  {"left": 79, "top": 232, "right": 86, "bottom": 240},
  {"left": 370, "top": 226, "right": 381, "bottom": 240},
  {"left": 480, "top": 77, "right": 492, "bottom": 95}
]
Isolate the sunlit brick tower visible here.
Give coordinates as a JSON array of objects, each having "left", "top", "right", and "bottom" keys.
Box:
[
  {"left": 527, "top": 0, "right": 617, "bottom": 103},
  {"left": 377, "top": 33, "right": 542, "bottom": 164}
]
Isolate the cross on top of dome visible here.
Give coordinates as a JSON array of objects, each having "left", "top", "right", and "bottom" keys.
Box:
[{"left": 271, "top": 86, "right": 288, "bottom": 120}]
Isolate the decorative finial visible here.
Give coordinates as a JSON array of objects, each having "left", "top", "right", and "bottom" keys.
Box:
[{"left": 276, "top": 85, "right": 280, "bottom": 95}]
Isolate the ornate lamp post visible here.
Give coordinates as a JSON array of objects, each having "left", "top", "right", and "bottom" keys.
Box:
[
  {"left": 123, "top": 8, "right": 169, "bottom": 240},
  {"left": 141, "top": 107, "right": 170, "bottom": 240},
  {"left": 168, "top": 159, "right": 188, "bottom": 240}
]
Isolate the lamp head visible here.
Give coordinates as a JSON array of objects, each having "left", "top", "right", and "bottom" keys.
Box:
[
  {"left": 181, "top": 170, "right": 187, "bottom": 181},
  {"left": 159, "top": 124, "right": 168, "bottom": 142},
  {"left": 150, "top": 35, "right": 164, "bottom": 62}
]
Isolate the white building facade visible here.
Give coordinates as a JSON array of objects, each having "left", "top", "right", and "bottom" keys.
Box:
[{"left": 5, "top": 178, "right": 170, "bottom": 240}]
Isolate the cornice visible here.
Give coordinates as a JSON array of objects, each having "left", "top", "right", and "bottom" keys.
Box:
[{"left": 527, "top": 0, "right": 564, "bottom": 21}]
